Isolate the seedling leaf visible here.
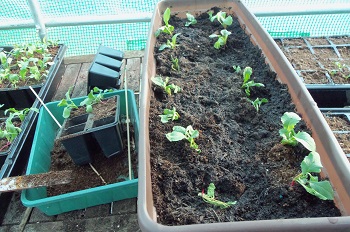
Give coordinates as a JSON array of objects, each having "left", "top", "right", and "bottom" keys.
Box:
[
  {"left": 300, "top": 151, "right": 322, "bottom": 174},
  {"left": 166, "top": 131, "right": 187, "bottom": 141},
  {"left": 294, "top": 131, "right": 316, "bottom": 152},
  {"left": 309, "top": 180, "right": 334, "bottom": 200}
]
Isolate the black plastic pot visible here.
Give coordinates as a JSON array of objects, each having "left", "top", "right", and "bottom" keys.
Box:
[
  {"left": 87, "top": 45, "right": 124, "bottom": 93},
  {"left": 57, "top": 95, "right": 123, "bottom": 165},
  {"left": 322, "top": 109, "right": 350, "bottom": 158},
  {"left": 308, "top": 86, "right": 350, "bottom": 108},
  {"left": 0, "top": 44, "right": 67, "bottom": 179}
]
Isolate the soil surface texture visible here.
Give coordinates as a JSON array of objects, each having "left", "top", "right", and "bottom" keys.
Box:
[{"left": 149, "top": 9, "right": 341, "bottom": 226}]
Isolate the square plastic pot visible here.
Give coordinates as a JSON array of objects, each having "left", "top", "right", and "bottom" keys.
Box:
[
  {"left": 0, "top": 44, "right": 67, "bottom": 180},
  {"left": 87, "top": 45, "right": 124, "bottom": 93},
  {"left": 138, "top": 1, "right": 350, "bottom": 231},
  {"left": 58, "top": 95, "right": 123, "bottom": 165},
  {"left": 21, "top": 89, "right": 139, "bottom": 216}
]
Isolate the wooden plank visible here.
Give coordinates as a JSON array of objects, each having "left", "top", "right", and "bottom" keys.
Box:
[
  {"left": 124, "top": 50, "right": 144, "bottom": 59},
  {"left": 122, "top": 58, "right": 141, "bottom": 93},
  {"left": 71, "top": 63, "right": 91, "bottom": 98},
  {"left": 52, "top": 64, "right": 81, "bottom": 101},
  {"left": 64, "top": 55, "right": 94, "bottom": 65}
]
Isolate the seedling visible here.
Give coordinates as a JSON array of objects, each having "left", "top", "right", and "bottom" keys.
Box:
[
  {"left": 57, "top": 86, "right": 79, "bottom": 118},
  {"left": 166, "top": 125, "right": 200, "bottom": 152},
  {"left": 79, "top": 87, "right": 106, "bottom": 113},
  {"left": 208, "top": 11, "right": 233, "bottom": 29},
  {"left": 329, "top": 61, "right": 350, "bottom": 80},
  {"left": 5, "top": 107, "right": 39, "bottom": 122},
  {"left": 241, "top": 67, "right": 265, "bottom": 97},
  {"left": 155, "top": 7, "right": 174, "bottom": 37},
  {"left": 159, "top": 33, "right": 181, "bottom": 51},
  {"left": 151, "top": 76, "right": 181, "bottom": 96},
  {"left": 171, "top": 55, "right": 180, "bottom": 71},
  {"left": 279, "top": 112, "right": 316, "bottom": 152},
  {"left": 209, "top": 29, "right": 231, "bottom": 49},
  {"left": 292, "top": 152, "right": 334, "bottom": 200},
  {"left": 185, "top": 13, "right": 197, "bottom": 27},
  {"left": 249, "top": 98, "right": 268, "bottom": 113},
  {"left": 159, "top": 107, "right": 180, "bottom": 123},
  {"left": 0, "top": 106, "right": 38, "bottom": 147},
  {"left": 0, "top": 114, "right": 22, "bottom": 144},
  {"left": 198, "top": 183, "right": 237, "bottom": 209},
  {"left": 232, "top": 65, "right": 241, "bottom": 73}
]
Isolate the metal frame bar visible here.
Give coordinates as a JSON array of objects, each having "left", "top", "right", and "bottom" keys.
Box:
[
  {"left": 0, "top": 2, "right": 349, "bottom": 32},
  {"left": 27, "top": 0, "right": 46, "bottom": 40}
]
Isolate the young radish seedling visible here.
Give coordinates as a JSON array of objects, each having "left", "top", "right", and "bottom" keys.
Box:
[
  {"left": 279, "top": 112, "right": 316, "bottom": 152},
  {"left": 159, "top": 33, "right": 181, "bottom": 51},
  {"left": 209, "top": 29, "right": 231, "bottom": 49},
  {"left": 166, "top": 125, "right": 200, "bottom": 152},
  {"left": 208, "top": 11, "right": 233, "bottom": 29},
  {"left": 151, "top": 76, "right": 181, "bottom": 96},
  {"left": 159, "top": 107, "right": 180, "bottom": 123},
  {"left": 292, "top": 152, "right": 334, "bottom": 200},
  {"left": 171, "top": 55, "right": 180, "bottom": 71},
  {"left": 241, "top": 67, "right": 265, "bottom": 97},
  {"left": 185, "top": 13, "right": 197, "bottom": 27},
  {"left": 249, "top": 98, "right": 268, "bottom": 113},
  {"left": 198, "top": 183, "right": 236, "bottom": 209},
  {"left": 155, "top": 7, "right": 174, "bottom": 37}
]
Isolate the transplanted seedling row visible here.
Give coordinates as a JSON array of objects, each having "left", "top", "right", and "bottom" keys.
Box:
[
  {"left": 0, "top": 105, "right": 38, "bottom": 151},
  {"left": 152, "top": 8, "right": 333, "bottom": 213},
  {"left": 0, "top": 39, "right": 59, "bottom": 88}
]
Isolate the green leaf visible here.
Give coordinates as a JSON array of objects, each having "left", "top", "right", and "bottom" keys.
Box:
[
  {"left": 207, "top": 183, "right": 215, "bottom": 198},
  {"left": 163, "top": 7, "right": 171, "bottom": 25},
  {"left": 301, "top": 152, "right": 323, "bottom": 174},
  {"left": 309, "top": 180, "right": 334, "bottom": 200},
  {"left": 154, "top": 28, "right": 162, "bottom": 37},
  {"left": 57, "top": 99, "right": 67, "bottom": 107},
  {"left": 281, "top": 112, "right": 300, "bottom": 131},
  {"left": 86, "top": 105, "right": 93, "bottom": 113},
  {"left": 209, "top": 33, "right": 219, "bottom": 38},
  {"left": 190, "top": 129, "right": 199, "bottom": 139},
  {"left": 159, "top": 44, "right": 169, "bottom": 51},
  {"left": 243, "top": 67, "right": 252, "bottom": 84},
  {"left": 63, "top": 107, "right": 72, "bottom": 119},
  {"left": 173, "top": 126, "right": 186, "bottom": 134},
  {"left": 172, "top": 33, "right": 180, "bottom": 44},
  {"left": 185, "top": 13, "right": 197, "bottom": 26},
  {"left": 221, "top": 29, "right": 231, "bottom": 37},
  {"left": 151, "top": 76, "right": 166, "bottom": 88},
  {"left": 159, "top": 115, "right": 169, "bottom": 123},
  {"left": 294, "top": 131, "right": 316, "bottom": 152},
  {"left": 223, "top": 16, "right": 233, "bottom": 27},
  {"left": 214, "top": 40, "right": 221, "bottom": 49},
  {"left": 166, "top": 131, "right": 186, "bottom": 142}
]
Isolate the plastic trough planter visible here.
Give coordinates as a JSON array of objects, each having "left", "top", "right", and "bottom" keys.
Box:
[
  {"left": 21, "top": 89, "right": 139, "bottom": 216},
  {"left": 57, "top": 95, "right": 123, "bottom": 165},
  {"left": 0, "top": 44, "right": 67, "bottom": 180},
  {"left": 138, "top": 0, "right": 350, "bottom": 231},
  {"left": 88, "top": 45, "right": 124, "bottom": 93}
]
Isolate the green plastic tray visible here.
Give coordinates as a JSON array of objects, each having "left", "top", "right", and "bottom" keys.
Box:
[{"left": 21, "top": 90, "right": 139, "bottom": 216}]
